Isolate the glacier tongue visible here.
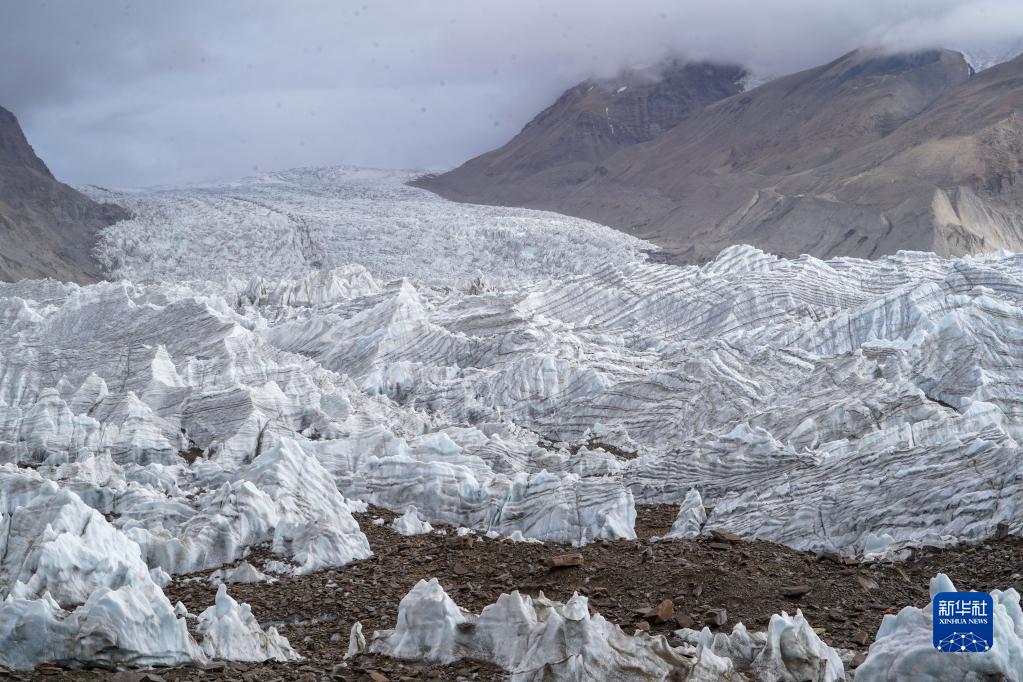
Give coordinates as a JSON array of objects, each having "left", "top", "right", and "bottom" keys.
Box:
[{"left": 5, "top": 195, "right": 1023, "bottom": 555}]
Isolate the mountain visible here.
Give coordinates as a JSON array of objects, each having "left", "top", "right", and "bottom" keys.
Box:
[
  {"left": 0, "top": 105, "right": 129, "bottom": 282},
  {"left": 413, "top": 59, "right": 747, "bottom": 207},
  {"left": 418, "top": 48, "right": 1023, "bottom": 263}
]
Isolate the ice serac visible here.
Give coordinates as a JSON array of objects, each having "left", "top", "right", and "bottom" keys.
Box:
[
  {"left": 0, "top": 474, "right": 203, "bottom": 670},
  {"left": 0, "top": 474, "right": 153, "bottom": 606},
  {"left": 677, "top": 611, "right": 844, "bottom": 681},
  {"left": 209, "top": 562, "right": 274, "bottom": 585},
  {"left": 855, "top": 574, "right": 1023, "bottom": 681},
  {"left": 197, "top": 584, "right": 299, "bottom": 662},
  {"left": 129, "top": 438, "right": 371, "bottom": 575},
  {"left": 350, "top": 457, "right": 636, "bottom": 545},
  {"left": 369, "top": 579, "right": 844, "bottom": 681},
  {"left": 389, "top": 505, "right": 434, "bottom": 536},
  {"left": 654, "top": 488, "right": 706, "bottom": 541}
]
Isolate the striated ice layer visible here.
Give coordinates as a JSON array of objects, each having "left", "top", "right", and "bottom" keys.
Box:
[
  {"left": 855, "top": 574, "right": 1023, "bottom": 680},
  {"left": 368, "top": 578, "right": 845, "bottom": 681},
  {"left": 3, "top": 241, "right": 1023, "bottom": 555}
]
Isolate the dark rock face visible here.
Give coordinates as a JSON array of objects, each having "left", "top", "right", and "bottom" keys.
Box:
[
  {"left": 0, "top": 105, "right": 129, "bottom": 283},
  {"left": 414, "top": 60, "right": 747, "bottom": 206},
  {"left": 418, "top": 49, "right": 1023, "bottom": 262}
]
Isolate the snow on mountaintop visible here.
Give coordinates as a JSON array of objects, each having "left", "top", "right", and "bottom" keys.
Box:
[{"left": 4, "top": 166, "right": 1023, "bottom": 675}]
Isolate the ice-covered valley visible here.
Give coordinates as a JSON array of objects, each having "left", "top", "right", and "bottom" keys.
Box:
[{"left": 3, "top": 167, "right": 1023, "bottom": 676}]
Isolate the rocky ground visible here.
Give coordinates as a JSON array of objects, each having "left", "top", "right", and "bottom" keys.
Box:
[{"left": 8, "top": 505, "right": 1023, "bottom": 681}]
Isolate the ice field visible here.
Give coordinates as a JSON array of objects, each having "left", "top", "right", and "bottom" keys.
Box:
[{"left": 2, "top": 167, "right": 1022, "bottom": 676}]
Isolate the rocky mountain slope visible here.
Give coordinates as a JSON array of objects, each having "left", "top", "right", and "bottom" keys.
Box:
[
  {"left": 412, "top": 60, "right": 746, "bottom": 208},
  {"left": 419, "top": 48, "right": 1023, "bottom": 263},
  {"left": 0, "top": 105, "right": 128, "bottom": 282}
]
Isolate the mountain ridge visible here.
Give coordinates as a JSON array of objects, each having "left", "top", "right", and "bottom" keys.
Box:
[{"left": 417, "top": 47, "right": 1023, "bottom": 263}]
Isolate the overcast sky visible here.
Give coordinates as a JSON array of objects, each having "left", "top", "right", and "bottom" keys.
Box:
[{"left": 3, "top": 1, "right": 1022, "bottom": 187}]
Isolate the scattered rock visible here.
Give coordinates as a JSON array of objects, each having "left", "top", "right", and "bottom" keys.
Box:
[
  {"left": 709, "top": 529, "right": 744, "bottom": 543},
  {"left": 637, "top": 599, "right": 675, "bottom": 624},
  {"left": 853, "top": 631, "right": 870, "bottom": 646},
  {"left": 549, "top": 553, "right": 585, "bottom": 568},
  {"left": 706, "top": 608, "right": 728, "bottom": 627},
  {"left": 856, "top": 574, "right": 879, "bottom": 591},
  {"left": 367, "top": 671, "right": 388, "bottom": 682},
  {"left": 653, "top": 599, "right": 674, "bottom": 623},
  {"left": 110, "top": 674, "right": 167, "bottom": 682},
  {"left": 781, "top": 584, "right": 812, "bottom": 598}
]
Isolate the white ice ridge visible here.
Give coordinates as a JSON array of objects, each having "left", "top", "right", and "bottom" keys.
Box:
[
  {"left": 368, "top": 578, "right": 845, "bottom": 681},
  {"left": 0, "top": 472, "right": 293, "bottom": 670},
  {"left": 855, "top": 573, "right": 1023, "bottom": 680},
  {"left": 2, "top": 167, "right": 1023, "bottom": 561}
]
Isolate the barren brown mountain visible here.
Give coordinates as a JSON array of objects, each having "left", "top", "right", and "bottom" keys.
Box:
[
  {"left": 418, "top": 48, "right": 1023, "bottom": 263},
  {"left": 0, "top": 105, "right": 129, "bottom": 282},
  {"left": 412, "top": 60, "right": 746, "bottom": 210}
]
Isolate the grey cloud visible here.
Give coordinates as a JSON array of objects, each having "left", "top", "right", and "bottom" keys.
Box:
[{"left": 2, "top": 1, "right": 1021, "bottom": 187}]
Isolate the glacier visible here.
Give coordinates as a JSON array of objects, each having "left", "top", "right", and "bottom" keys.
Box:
[{"left": 0, "top": 166, "right": 1020, "bottom": 672}]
